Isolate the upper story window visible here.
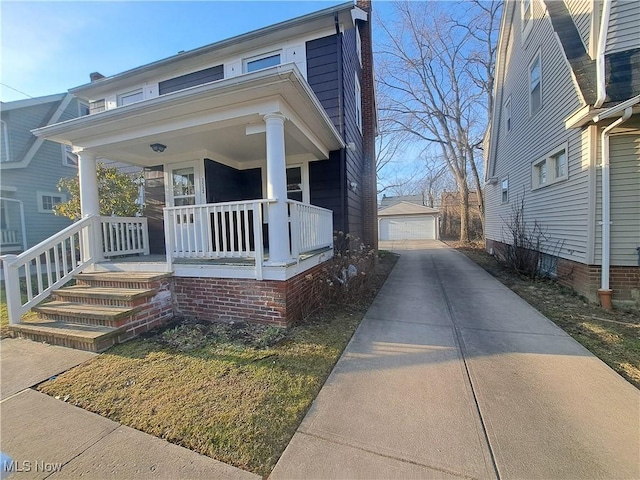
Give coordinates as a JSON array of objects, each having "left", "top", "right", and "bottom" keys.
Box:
[
  {"left": 244, "top": 51, "right": 281, "bottom": 73},
  {"left": 355, "top": 74, "right": 362, "bottom": 133},
  {"left": 62, "top": 145, "right": 78, "bottom": 167},
  {"left": 504, "top": 96, "right": 512, "bottom": 133},
  {"left": 356, "top": 27, "right": 362, "bottom": 66},
  {"left": 118, "top": 89, "right": 143, "bottom": 106},
  {"left": 0, "top": 120, "right": 9, "bottom": 163},
  {"left": 521, "top": 0, "right": 533, "bottom": 40},
  {"left": 501, "top": 178, "right": 509, "bottom": 203},
  {"left": 532, "top": 143, "right": 568, "bottom": 189},
  {"left": 79, "top": 102, "right": 90, "bottom": 117},
  {"left": 90, "top": 99, "right": 106, "bottom": 114},
  {"left": 529, "top": 51, "right": 542, "bottom": 116}
]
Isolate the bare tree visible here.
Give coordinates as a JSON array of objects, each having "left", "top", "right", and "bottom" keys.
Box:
[{"left": 377, "top": 0, "right": 501, "bottom": 242}]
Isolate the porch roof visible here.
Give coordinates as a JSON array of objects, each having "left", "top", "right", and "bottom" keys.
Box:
[{"left": 32, "top": 64, "right": 344, "bottom": 167}]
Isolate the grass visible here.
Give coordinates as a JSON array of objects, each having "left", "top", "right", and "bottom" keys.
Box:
[
  {"left": 36, "top": 252, "right": 399, "bottom": 477},
  {"left": 0, "top": 281, "right": 41, "bottom": 338},
  {"left": 448, "top": 240, "right": 640, "bottom": 389}
]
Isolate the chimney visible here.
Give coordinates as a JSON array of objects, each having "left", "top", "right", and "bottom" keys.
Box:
[
  {"left": 356, "top": 0, "right": 371, "bottom": 12},
  {"left": 90, "top": 72, "right": 105, "bottom": 82}
]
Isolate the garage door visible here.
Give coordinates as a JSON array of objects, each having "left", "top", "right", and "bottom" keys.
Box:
[{"left": 379, "top": 216, "right": 436, "bottom": 241}]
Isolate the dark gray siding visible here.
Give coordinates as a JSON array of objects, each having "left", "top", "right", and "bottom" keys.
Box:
[
  {"left": 310, "top": 151, "right": 345, "bottom": 232},
  {"left": 341, "top": 26, "right": 365, "bottom": 241},
  {"left": 204, "top": 159, "right": 262, "bottom": 203},
  {"left": 306, "top": 28, "right": 365, "bottom": 240},
  {"left": 158, "top": 65, "right": 224, "bottom": 96}
]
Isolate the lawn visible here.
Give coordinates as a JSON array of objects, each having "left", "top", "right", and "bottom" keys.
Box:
[
  {"left": 449, "top": 241, "right": 640, "bottom": 389},
  {"left": 36, "top": 251, "right": 398, "bottom": 477}
]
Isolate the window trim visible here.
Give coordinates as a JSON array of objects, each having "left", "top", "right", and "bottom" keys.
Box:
[
  {"left": 356, "top": 27, "right": 362, "bottom": 66},
  {"left": 0, "top": 120, "right": 9, "bottom": 162},
  {"left": 504, "top": 96, "right": 512, "bottom": 133},
  {"left": 285, "top": 163, "right": 310, "bottom": 204},
  {"left": 243, "top": 50, "right": 282, "bottom": 73},
  {"left": 61, "top": 144, "right": 78, "bottom": 168},
  {"left": 529, "top": 50, "right": 542, "bottom": 117},
  {"left": 521, "top": 0, "right": 534, "bottom": 41},
  {"left": 531, "top": 142, "right": 569, "bottom": 190},
  {"left": 501, "top": 177, "right": 509, "bottom": 204},
  {"left": 37, "top": 191, "right": 65, "bottom": 214},
  {"left": 355, "top": 74, "right": 362, "bottom": 133},
  {"left": 117, "top": 88, "right": 144, "bottom": 107},
  {"left": 78, "top": 101, "right": 90, "bottom": 117}
]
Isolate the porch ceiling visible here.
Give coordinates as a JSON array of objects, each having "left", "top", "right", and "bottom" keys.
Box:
[{"left": 33, "top": 65, "right": 344, "bottom": 167}]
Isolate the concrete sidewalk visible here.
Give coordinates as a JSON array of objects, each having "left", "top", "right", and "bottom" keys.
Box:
[
  {"left": 0, "top": 339, "right": 258, "bottom": 480},
  {"left": 271, "top": 241, "right": 640, "bottom": 479}
]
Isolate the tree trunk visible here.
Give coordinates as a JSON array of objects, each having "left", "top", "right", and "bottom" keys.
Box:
[{"left": 458, "top": 180, "right": 471, "bottom": 243}]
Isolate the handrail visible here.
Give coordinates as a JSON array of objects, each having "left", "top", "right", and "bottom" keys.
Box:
[{"left": 1, "top": 215, "right": 97, "bottom": 324}]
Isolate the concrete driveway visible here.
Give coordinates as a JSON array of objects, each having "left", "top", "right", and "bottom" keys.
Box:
[{"left": 272, "top": 241, "right": 640, "bottom": 479}]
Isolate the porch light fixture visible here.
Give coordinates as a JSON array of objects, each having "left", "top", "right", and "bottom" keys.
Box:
[{"left": 150, "top": 143, "right": 166, "bottom": 153}]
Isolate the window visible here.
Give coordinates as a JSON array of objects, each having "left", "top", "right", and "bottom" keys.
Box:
[
  {"left": 529, "top": 52, "right": 542, "bottom": 115},
  {"left": 355, "top": 74, "right": 362, "bottom": 133},
  {"left": 244, "top": 52, "right": 281, "bottom": 73},
  {"left": 504, "top": 97, "right": 512, "bottom": 133},
  {"left": 62, "top": 145, "right": 78, "bottom": 167},
  {"left": 0, "top": 120, "right": 9, "bottom": 163},
  {"left": 501, "top": 178, "right": 509, "bottom": 203},
  {"left": 538, "top": 253, "right": 558, "bottom": 277},
  {"left": 37, "top": 192, "right": 65, "bottom": 213},
  {"left": 532, "top": 144, "right": 568, "bottom": 189},
  {"left": 118, "top": 89, "right": 143, "bottom": 106},
  {"left": 78, "top": 102, "right": 90, "bottom": 116},
  {"left": 286, "top": 166, "right": 303, "bottom": 202},
  {"left": 521, "top": 0, "right": 533, "bottom": 40},
  {"left": 90, "top": 99, "right": 106, "bottom": 114}
]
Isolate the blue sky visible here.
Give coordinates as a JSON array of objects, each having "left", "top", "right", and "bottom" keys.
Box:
[{"left": 0, "top": 0, "right": 360, "bottom": 102}]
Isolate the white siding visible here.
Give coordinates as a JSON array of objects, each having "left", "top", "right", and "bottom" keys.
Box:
[
  {"left": 605, "top": 0, "right": 640, "bottom": 54},
  {"left": 594, "top": 131, "right": 640, "bottom": 266},
  {"left": 486, "top": 2, "right": 590, "bottom": 263},
  {"left": 565, "top": 0, "right": 592, "bottom": 51}
]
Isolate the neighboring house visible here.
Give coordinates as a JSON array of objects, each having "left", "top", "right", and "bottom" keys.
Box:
[
  {"left": 378, "top": 201, "right": 439, "bottom": 241},
  {"left": 485, "top": 0, "right": 640, "bottom": 307},
  {"left": 0, "top": 94, "right": 87, "bottom": 254},
  {"left": 4, "top": 1, "right": 377, "bottom": 349}
]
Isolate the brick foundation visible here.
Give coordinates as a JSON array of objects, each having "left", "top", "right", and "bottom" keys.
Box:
[
  {"left": 486, "top": 239, "right": 640, "bottom": 309},
  {"left": 173, "top": 262, "right": 329, "bottom": 327}
]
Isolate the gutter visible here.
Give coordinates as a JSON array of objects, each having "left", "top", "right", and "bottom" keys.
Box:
[
  {"left": 592, "top": 96, "right": 639, "bottom": 308},
  {"left": 594, "top": 0, "right": 612, "bottom": 108}
]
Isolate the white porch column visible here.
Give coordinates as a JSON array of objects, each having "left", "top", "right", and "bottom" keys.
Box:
[
  {"left": 264, "top": 113, "right": 290, "bottom": 264},
  {"left": 77, "top": 149, "right": 102, "bottom": 262}
]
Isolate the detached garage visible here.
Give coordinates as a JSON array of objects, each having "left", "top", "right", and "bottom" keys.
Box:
[{"left": 378, "top": 202, "right": 440, "bottom": 241}]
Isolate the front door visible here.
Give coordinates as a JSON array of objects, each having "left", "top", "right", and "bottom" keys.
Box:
[{"left": 165, "top": 160, "right": 206, "bottom": 253}]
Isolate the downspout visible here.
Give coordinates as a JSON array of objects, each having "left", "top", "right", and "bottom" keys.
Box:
[
  {"left": 594, "top": 0, "right": 612, "bottom": 108},
  {"left": 335, "top": 12, "right": 347, "bottom": 235},
  {"left": 597, "top": 106, "right": 632, "bottom": 308}
]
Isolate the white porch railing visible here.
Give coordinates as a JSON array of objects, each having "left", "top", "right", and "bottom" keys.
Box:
[
  {"left": 1, "top": 215, "right": 150, "bottom": 325},
  {"left": 163, "top": 200, "right": 271, "bottom": 277},
  {"left": 1, "top": 230, "right": 18, "bottom": 246},
  {"left": 163, "top": 199, "right": 334, "bottom": 277},
  {"left": 288, "top": 200, "right": 334, "bottom": 256},
  {"left": 100, "top": 217, "right": 150, "bottom": 257},
  {"left": 2, "top": 216, "right": 95, "bottom": 324}
]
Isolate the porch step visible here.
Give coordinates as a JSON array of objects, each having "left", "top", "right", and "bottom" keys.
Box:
[
  {"left": 74, "top": 272, "right": 171, "bottom": 289},
  {"left": 8, "top": 321, "right": 123, "bottom": 353},
  {"left": 52, "top": 285, "right": 157, "bottom": 307},
  {"left": 33, "top": 301, "right": 140, "bottom": 328}
]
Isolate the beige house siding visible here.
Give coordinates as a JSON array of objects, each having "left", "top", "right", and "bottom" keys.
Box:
[
  {"left": 594, "top": 131, "right": 640, "bottom": 266},
  {"left": 565, "top": 0, "right": 592, "bottom": 51},
  {"left": 485, "top": 3, "right": 588, "bottom": 263},
  {"left": 605, "top": 0, "right": 640, "bottom": 54}
]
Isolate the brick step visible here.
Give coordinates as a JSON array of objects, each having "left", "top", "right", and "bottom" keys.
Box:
[
  {"left": 33, "top": 301, "right": 140, "bottom": 328},
  {"left": 9, "top": 321, "right": 124, "bottom": 353},
  {"left": 53, "top": 285, "right": 157, "bottom": 307},
  {"left": 75, "top": 272, "right": 171, "bottom": 289}
]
